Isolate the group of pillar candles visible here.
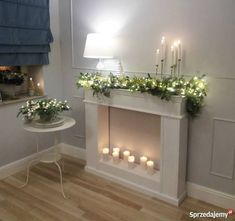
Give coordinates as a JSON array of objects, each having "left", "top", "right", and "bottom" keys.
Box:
[{"left": 102, "top": 147, "right": 155, "bottom": 175}]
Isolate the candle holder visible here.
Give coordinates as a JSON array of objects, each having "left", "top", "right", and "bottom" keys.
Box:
[
  {"left": 177, "top": 59, "right": 181, "bottom": 77},
  {"left": 170, "top": 64, "right": 177, "bottom": 77},
  {"left": 160, "top": 59, "right": 164, "bottom": 79},
  {"left": 170, "top": 65, "right": 174, "bottom": 77},
  {"left": 155, "top": 64, "right": 159, "bottom": 76},
  {"left": 174, "top": 65, "right": 177, "bottom": 77}
]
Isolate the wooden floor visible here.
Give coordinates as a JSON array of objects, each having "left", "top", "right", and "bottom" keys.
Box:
[{"left": 0, "top": 156, "right": 233, "bottom": 221}]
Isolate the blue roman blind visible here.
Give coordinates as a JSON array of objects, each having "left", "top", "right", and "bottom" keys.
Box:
[{"left": 0, "top": 0, "right": 53, "bottom": 65}]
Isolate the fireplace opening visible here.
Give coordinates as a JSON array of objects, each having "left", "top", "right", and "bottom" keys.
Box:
[{"left": 109, "top": 107, "right": 161, "bottom": 170}]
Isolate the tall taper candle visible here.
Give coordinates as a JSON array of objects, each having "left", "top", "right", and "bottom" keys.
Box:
[
  {"left": 174, "top": 41, "right": 178, "bottom": 65},
  {"left": 177, "top": 40, "right": 182, "bottom": 60},
  {"left": 171, "top": 45, "right": 175, "bottom": 66},
  {"left": 156, "top": 49, "right": 160, "bottom": 66},
  {"left": 161, "top": 36, "right": 165, "bottom": 60}
]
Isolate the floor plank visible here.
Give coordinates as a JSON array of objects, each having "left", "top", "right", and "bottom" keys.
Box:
[{"left": 0, "top": 156, "right": 233, "bottom": 221}]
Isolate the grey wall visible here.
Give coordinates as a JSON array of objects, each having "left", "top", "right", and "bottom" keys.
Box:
[
  {"left": 43, "top": 0, "right": 64, "bottom": 100},
  {"left": 59, "top": 0, "right": 86, "bottom": 149},
  {"left": 59, "top": 0, "right": 235, "bottom": 195},
  {"left": 0, "top": 0, "right": 63, "bottom": 167}
]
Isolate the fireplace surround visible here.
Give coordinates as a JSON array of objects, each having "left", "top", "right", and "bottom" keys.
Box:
[{"left": 84, "top": 89, "right": 188, "bottom": 205}]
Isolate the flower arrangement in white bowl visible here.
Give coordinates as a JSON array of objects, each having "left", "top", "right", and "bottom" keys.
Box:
[{"left": 17, "top": 98, "right": 70, "bottom": 123}]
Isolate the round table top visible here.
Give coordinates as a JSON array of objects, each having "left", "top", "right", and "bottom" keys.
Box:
[
  {"left": 23, "top": 116, "right": 76, "bottom": 133},
  {"left": 40, "top": 153, "right": 61, "bottom": 163}
]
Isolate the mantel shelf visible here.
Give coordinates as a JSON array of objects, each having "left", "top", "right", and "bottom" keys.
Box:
[
  {"left": 0, "top": 95, "right": 47, "bottom": 106},
  {"left": 84, "top": 89, "right": 186, "bottom": 119}
]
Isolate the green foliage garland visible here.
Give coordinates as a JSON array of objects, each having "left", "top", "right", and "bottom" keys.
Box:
[
  {"left": 76, "top": 73, "right": 207, "bottom": 117},
  {"left": 0, "top": 70, "right": 25, "bottom": 85}
]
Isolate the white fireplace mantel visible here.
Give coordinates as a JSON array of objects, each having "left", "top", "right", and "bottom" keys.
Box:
[
  {"left": 84, "top": 89, "right": 188, "bottom": 206},
  {"left": 84, "top": 89, "right": 186, "bottom": 119}
]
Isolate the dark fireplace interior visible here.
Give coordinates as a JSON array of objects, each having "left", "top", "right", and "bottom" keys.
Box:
[{"left": 0, "top": 66, "right": 44, "bottom": 102}]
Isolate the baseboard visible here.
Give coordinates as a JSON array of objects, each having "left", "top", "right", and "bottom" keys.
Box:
[
  {"left": 187, "top": 182, "right": 235, "bottom": 210},
  {"left": 0, "top": 145, "right": 57, "bottom": 180},
  {"left": 58, "top": 143, "right": 86, "bottom": 160}
]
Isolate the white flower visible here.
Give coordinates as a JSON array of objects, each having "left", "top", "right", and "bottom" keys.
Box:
[{"left": 167, "top": 87, "right": 175, "bottom": 92}]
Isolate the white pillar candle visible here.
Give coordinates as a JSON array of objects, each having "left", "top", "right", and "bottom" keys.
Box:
[
  {"left": 113, "top": 147, "right": 120, "bottom": 153},
  {"left": 112, "top": 151, "right": 119, "bottom": 164},
  {"left": 156, "top": 49, "right": 160, "bottom": 66},
  {"left": 147, "top": 160, "right": 154, "bottom": 175},
  {"left": 140, "top": 156, "right": 148, "bottom": 170},
  {"left": 102, "top": 148, "right": 109, "bottom": 161},
  {"left": 128, "top": 155, "right": 135, "bottom": 169},
  {"left": 160, "top": 36, "right": 165, "bottom": 60},
  {"left": 123, "top": 150, "right": 130, "bottom": 163}
]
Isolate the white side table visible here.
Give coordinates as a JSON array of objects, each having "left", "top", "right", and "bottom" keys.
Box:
[{"left": 21, "top": 116, "right": 76, "bottom": 198}]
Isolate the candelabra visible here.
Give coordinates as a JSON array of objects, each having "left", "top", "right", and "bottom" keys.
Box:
[
  {"left": 177, "top": 59, "right": 181, "bottom": 77},
  {"left": 170, "top": 64, "right": 178, "bottom": 77},
  {"left": 155, "top": 37, "right": 182, "bottom": 78},
  {"left": 155, "top": 64, "right": 159, "bottom": 76}
]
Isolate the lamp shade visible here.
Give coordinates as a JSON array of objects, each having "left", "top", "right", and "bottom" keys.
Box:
[{"left": 83, "top": 33, "right": 114, "bottom": 59}]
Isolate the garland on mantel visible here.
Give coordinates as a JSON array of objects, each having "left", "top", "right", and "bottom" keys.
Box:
[{"left": 76, "top": 73, "right": 207, "bottom": 117}]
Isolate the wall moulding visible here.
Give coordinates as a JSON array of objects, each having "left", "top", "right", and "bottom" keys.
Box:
[{"left": 210, "top": 117, "right": 235, "bottom": 180}]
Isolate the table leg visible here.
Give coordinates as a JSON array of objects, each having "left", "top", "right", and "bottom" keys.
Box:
[
  {"left": 54, "top": 161, "right": 67, "bottom": 198},
  {"left": 20, "top": 158, "right": 39, "bottom": 188},
  {"left": 61, "top": 158, "right": 65, "bottom": 172}
]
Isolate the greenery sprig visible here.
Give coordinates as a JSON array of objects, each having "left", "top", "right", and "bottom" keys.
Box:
[
  {"left": 76, "top": 73, "right": 207, "bottom": 117},
  {"left": 17, "top": 99, "right": 70, "bottom": 121}
]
